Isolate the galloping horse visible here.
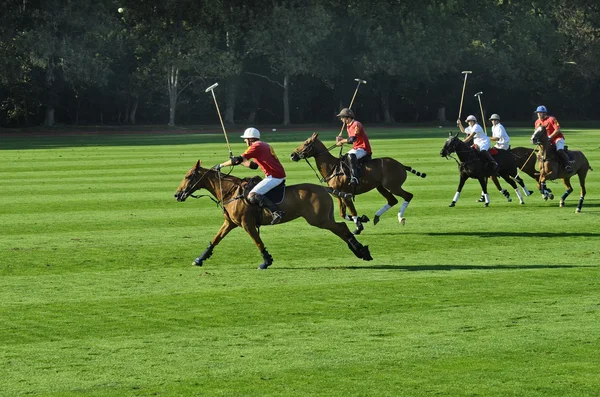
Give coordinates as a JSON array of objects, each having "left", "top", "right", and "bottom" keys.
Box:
[
  {"left": 174, "top": 160, "right": 373, "bottom": 269},
  {"left": 487, "top": 146, "right": 536, "bottom": 202},
  {"left": 530, "top": 126, "right": 592, "bottom": 212},
  {"left": 290, "top": 132, "right": 426, "bottom": 231},
  {"left": 440, "top": 133, "right": 525, "bottom": 206}
]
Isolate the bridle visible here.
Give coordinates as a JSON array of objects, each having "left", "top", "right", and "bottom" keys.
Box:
[
  {"left": 180, "top": 168, "right": 242, "bottom": 207},
  {"left": 293, "top": 140, "right": 346, "bottom": 184}
]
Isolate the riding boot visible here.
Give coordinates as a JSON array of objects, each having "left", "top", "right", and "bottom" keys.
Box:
[
  {"left": 557, "top": 149, "right": 573, "bottom": 173},
  {"left": 348, "top": 153, "right": 359, "bottom": 185},
  {"left": 482, "top": 150, "right": 498, "bottom": 170},
  {"left": 256, "top": 194, "right": 285, "bottom": 225}
]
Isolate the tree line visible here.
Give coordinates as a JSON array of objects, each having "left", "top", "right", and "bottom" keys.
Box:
[{"left": 1, "top": 0, "right": 599, "bottom": 128}]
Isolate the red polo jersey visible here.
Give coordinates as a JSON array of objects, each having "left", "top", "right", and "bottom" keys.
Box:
[
  {"left": 347, "top": 120, "right": 372, "bottom": 154},
  {"left": 242, "top": 141, "right": 286, "bottom": 178},
  {"left": 535, "top": 116, "right": 563, "bottom": 144}
]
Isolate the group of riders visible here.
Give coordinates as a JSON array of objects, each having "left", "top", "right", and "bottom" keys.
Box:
[{"left": 216, "top": 104, "right": 572, "bottom": 225}]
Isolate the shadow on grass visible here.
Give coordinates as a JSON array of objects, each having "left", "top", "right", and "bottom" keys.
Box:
[{"left": 276, "top": 264, "right": 589, "bottom": 271}]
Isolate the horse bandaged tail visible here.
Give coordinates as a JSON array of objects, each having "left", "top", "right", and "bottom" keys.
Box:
[{"left": 405, "top": 165, "right": 427, "bottom": 178}]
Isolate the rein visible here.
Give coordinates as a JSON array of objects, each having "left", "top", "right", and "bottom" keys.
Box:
[{"left": 294, "top": 142, "right": 345, "bottom": 184}]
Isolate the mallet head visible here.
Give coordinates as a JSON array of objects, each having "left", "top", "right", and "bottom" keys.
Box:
[
  {"left": 354, "top": 78, "right": 367, "bottom": 84},
  {"left": 462, "top": 71, "right": 472, "bottom": 75},
  {"left": 205, "top": 83, "right": 219, "bottom": 93},
  {"left": 474, "top": 91, "right": 483, "bottom": 97}
]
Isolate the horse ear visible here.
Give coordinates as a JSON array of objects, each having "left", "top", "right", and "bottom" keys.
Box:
[
  {"left": 195, "top": 160, "right": 201, "bottom": 169},
  {"left": 454, "top": 132, "right": 459, "bottom": 138},
  {"left": 311, "top": 131, "right": 319, "bottom": 140}
]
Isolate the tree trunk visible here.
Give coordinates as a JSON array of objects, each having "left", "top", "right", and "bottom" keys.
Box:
[
  {"left": 129, "top": 97, "right": 139, "bottom": 124},
  {"left": 283, "top": 74, "right": 290, "bottom": 126},
  {"left": 437, "top": 107, "right": 446, "bottom": 125},
  {"left": 44, "top": 105, "right": 55, "bottom": 127},
  {"left": 224, "top": 77, "right": 239, "bottom": 124},
  {"left": 381, "top": 92, "right": 394, "bottom": 123},
  {"left": 167, "top": 66, "right": 179, "bottom": 126}
]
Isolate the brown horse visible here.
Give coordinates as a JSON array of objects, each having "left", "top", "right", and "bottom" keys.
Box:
[
  {"left": 290, "top": 132, "right": 426, "bottom": 232},
  {"left": 174, "top": 160, "right": 373, "bottom": 269},
  {"left": 530, "top": 126, "right": 592, "bottom": 212}
]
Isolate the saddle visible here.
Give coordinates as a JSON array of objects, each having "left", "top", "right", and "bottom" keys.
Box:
[{"left": 242, "top": 176, "right": 286, "bottom": 204}]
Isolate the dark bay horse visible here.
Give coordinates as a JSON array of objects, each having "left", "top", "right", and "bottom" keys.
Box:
[
  {"left": 290, "top": 132, "right": 426, "bottom": 231},
  {"left": 440, "top": 133, "right": 525, "bottom": 207},
  {"left": 487, "top": 146, "right": 536, "bottom": 202},
  {"left": 174, "top": 160, "right": 373, "bottom": 269},
  {"left": 530, "top": 126, "right": 592, "bottom": 212}
]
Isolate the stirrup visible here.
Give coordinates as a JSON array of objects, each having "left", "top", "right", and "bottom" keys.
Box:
[
  {"left": 270, "top": 211, "right": 285, "bottom": 225},
  {"left": 349, "top": 176, "right": 359, "bottom": 185}
]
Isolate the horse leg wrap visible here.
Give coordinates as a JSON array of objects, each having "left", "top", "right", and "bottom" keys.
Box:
[
  {"left": 577, "top": 197, "right": 584, "bottom": 213},
  {"left": 258, "top": 248, "right": 273, "bottom": 270},
  {"left": 194, "top": 242, "right": 214, "bottom": 267},
  {"left": 560, "top": 189, "right": 573, "bottom": 207}
]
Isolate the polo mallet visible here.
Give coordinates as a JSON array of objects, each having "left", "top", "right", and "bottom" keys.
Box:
[
  {"left": 205, "top": 83, "right": 232, "bottom": 158},
  {"left": 338, "top": 78, "right": 367, "bottom": 137},
  {"left": 474, "top": 91, "right": 487, "bottom": 134},
  {"left": 458, "top": 71, "right": 472, "bottom": 120}
]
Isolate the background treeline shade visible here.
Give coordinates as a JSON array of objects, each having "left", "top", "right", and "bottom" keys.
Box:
[{"left": 1, "top": 0, "right": 599, "bottom": 128}]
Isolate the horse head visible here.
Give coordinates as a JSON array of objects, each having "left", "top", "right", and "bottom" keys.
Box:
[
  {"left": 530, "top": 125, "right": 547, "bottom": 146},
  {"left": 174, "top": 160, "right": 207, "bottom": 202},
  {"left": 290, "top": 132, "right": 320, "bottom": 161},
  {"left": 440, "top": 132, "right": 461, "bottom": 158}
]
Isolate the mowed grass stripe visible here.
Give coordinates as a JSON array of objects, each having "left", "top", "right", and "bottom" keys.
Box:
[{"left": 1, "top": 128, "right": 599, "bottom": 396}]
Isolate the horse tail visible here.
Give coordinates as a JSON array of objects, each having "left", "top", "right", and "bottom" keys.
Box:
[
  {"left": 325, "top": 187, "right": 354, "bottom": 200},
  {"left": 405, "top": 165, "right": 427, "bottom": 178}
]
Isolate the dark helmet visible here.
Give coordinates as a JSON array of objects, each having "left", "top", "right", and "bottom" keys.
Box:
[{"left": 336, "top": 108, "right": 355, "bottom": 118}]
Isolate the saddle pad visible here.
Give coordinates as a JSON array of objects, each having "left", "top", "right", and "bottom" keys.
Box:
[
  {"left": 489, "top": 147, "right": 499, "bottom": 156},
  {"left": 243, "top": 176, "right": 286, "bottom": 205}
]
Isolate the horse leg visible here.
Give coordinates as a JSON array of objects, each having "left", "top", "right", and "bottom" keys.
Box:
[
  {"left": 490, "top": 175, "right": 511, "bottom": 203},
  {"left": 337, "top": 197, "right": 347, "bottom": 219},
  {"left": 193, "top": 220, "right": 237, "bottom": 267},
  {"left": 387, "top": 186, "right": 413, "bottom": 226},
  {"left": 237, "top": 219, "right": 274, "bottom": 270},
  {"left": 501, "top": 173, "right": 525, "bottom": 204},
  {"left": 538, "top": 175, "right": 554, "bottom": 201},
  {"left": 373, "top": 186, "right": 399, "bottom": 225},
  {"left": 576, "top": 168, "right": 588, "bottom": 213},
  {"left": 450, "top": 174, "right": 468, "bottom": 207},
  {"left": 515, "top": 174, "right": 534, "bottom": 196},
  {"left": 312, "top": 217, "right": 372, "bottom": 261},
  {"left": 340, "top": 197, "right": 368, "bottom": 235},
  {"left": 478, "top": 177, "right": 490, "bottom": 207},
  {"left": 559, "top": 177, "right": 574, "bottom": 208}
]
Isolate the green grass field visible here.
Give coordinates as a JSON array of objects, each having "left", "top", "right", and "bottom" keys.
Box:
[{"left": 1, "top": 126, "right": 599, "bottom": 396}]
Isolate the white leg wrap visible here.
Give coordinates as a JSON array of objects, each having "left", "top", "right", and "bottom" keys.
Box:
[
  {"left": 375, "top": 204, "right": 392, "bottom": 217},
  {"left": 399, "top": 201, "right": 409, "bottom": 218},
  {"left": 484, "top": 193, "right": 490, "bottom": 204},
  {"left": 452, "top": 192, "right": 460, "bottom": 202},
  {"left": 515, "top": 189, "right": 524, "bottom": 203},
  {"left": 352, "top": 215, "right": 359, "bottom": 224}
]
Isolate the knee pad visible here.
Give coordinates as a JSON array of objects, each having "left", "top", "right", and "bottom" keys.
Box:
[{"left": 248, "top": 193, "right": 262, "bottom": 205}]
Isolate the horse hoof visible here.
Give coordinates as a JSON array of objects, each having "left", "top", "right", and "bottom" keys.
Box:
[
  {"left": 576, "top": 208, "right": 581, "bottom": 213},
  {"left": 359, "top": 215, "right": 370, "bottom": 223},
  {"left": 484, "top": 203, "right": 489, "bottom": 207},
  {"left": 520, "top": 201, "right": 525, "bottom": 205},
  {"left": 560, "top": 201, "right": 565, "bottom": 207},
  {"left": 398, "top": 217, "right": 406, "bottom": 226},
  {"left": 449, "top": 202, "right": 456, "bottom": 207},
  {"left": 193, "top": 258, "right": 203, "bottom": 267},
  {"left": 548, "top": 194, "right": 554, "bottom": 200},
  {"left": 258, "top": 263, "right": 270, "bottom": 270},
  {"left": 352, "top": 225, "right": 364, "bottom": 235},
  {"left": 525, "top": 190, "right": 533, "bottom": 196},
  {"left": 373, "top": 215, "right": 380, "bottom": 225},
  {"left": 507, "top": 198, "right": 512, "bottom": 202},
  {"left": 361, "top": 246, "right": 373, "bottom": 261}
]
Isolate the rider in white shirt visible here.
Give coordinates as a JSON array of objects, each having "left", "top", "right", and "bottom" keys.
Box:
[
  {"left": 489, "top": 114, "right": 510, "bottom": 150},
  {"left": 457, "top": 115, "right": 498, "bottom": 169}
]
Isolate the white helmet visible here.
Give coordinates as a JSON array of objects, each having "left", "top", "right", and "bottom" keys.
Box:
[
  {"left": 465, "top": 115, "right": 477, "bottom": 122},
  {"left": 489, "top": 114, "right": 501, "bottom": 121},
  {"left": 240, "top": 127, "right": 260, "bottom": 139}
]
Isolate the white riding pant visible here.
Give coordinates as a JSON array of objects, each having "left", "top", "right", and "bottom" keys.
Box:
[
  {"left": 554, "top": 138, "right": 565, "bottom": 150},
  {"left": 348, "top": 148, "right": 369, "bottom": 160},
  {"left": 250, "top": 176, "right": 285, "bottom": 195}
]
